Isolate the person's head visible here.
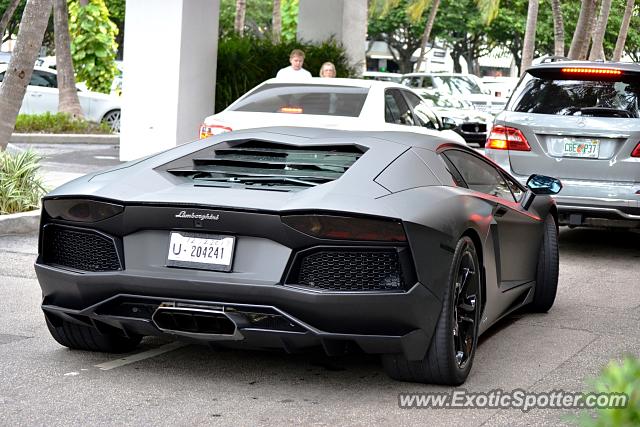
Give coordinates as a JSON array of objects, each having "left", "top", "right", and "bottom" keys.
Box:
[
  {"left": 289, "top": 49, "right": 305, "bottom": 71},
  {"left": 319, "top": 62, "right": 336, "bottom": 78}
]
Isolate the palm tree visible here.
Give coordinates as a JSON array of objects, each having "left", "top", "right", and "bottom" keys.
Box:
[
  {"left": 414, "top": 0, "right": 441, "bottom": 72},
  {"left": 0, "top": 0, "right": 21, "bottom": 43},
  {"left": 551, "top": 0, "right": 565, "bottom": 57},
  {"left": 520, "top": 0, "right": 539, "bottom": 76},
  {"left": 234, "top": 0, "right": 246, "bottom": 36},
  {"left": 0, "top": 0, "right": 53, "bottom": 151},
  {"left": 568, "top": 0, "right": 597, "bottom": 59},
  {"left": 272, "top": 0, "right": 282, "bottom": 42},
  {"left": 612, "top": 0, "right": 635, "bottom": 61},
  {"left": 53, "top": 0, "right": 83, "bottom": 118},
  {"left": 588, "top": 0, "right": 611, "bottom": 60}
]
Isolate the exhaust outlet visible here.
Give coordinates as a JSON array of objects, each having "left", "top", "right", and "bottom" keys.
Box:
[{"left": 152, "top": 304, "right": 244, "bottom": 340}]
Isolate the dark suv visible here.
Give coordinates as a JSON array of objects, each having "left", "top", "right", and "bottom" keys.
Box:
[{"left": 485, "top": 61, "right": 640, "bottom": 228}]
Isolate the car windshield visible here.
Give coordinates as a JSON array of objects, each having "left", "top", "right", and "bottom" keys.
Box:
[
  {"left": 421, "top": 92, "right": 471, "bottom": 109},
  {"left": 433, "top": 76, "right": 485, "bottom": 95},
  {"left": 508, "top": 73, "right": 640, "bottom": 118},
  {"left": 230, "top": 83, "right": 369, "bottom": 117}
]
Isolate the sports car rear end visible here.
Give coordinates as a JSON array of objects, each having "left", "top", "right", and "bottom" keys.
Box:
[{"left": 35, "top": 129, "right": 444, "bottom": 360}]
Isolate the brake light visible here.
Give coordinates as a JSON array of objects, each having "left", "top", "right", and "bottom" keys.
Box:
[
  {"left": 199, "top": 123, "right": 232, "bottom": 139},
  {"left": 632, "top": 142, "right": 640, "bottom": 158},
  {"left": 486, "top": 125, "right": 531, "bottom": 151},
  {"left": 278, "top": 106, "right": 304, "bottom": 114},
  {"left": 281, "top": 215, "right": 407, "bottom": 242},
  {"left": 561, "top": 67, "right": 622, "bottom": 76}
]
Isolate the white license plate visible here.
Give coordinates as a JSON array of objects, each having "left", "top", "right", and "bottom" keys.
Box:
[
  {"left": 167, "top": 232, "right": 235, "bottom": 271},
  {"left": 562, "top": 139, "right": 600, "bottom": 158}
]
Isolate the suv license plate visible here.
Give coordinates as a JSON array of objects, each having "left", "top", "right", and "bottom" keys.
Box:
[
  {"left": 167, "top": 232, "right": 235, "bottom": 271},
  {"left": 562, "top": 139, "right": 600, "bottom": 158}
]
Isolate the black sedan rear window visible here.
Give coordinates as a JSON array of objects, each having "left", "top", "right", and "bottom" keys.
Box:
[
  {"left": 508, "top": 73, "right": 640, "bottom": 118},
  {"left": 229, "top": 83, "right": 369, "bottom": 117}
]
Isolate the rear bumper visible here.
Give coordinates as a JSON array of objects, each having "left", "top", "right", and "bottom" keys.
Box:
[
  {"left": 35, "top": 263, "right": 441, "bottom": 360},
  {"left": 484, "top": 155, "right": 640, "bottom": 225}
]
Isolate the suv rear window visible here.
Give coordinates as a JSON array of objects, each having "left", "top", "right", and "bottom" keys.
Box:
[
  {"left": 229, "top": 83, "right": 369, "bottom": 117},
  {"left": 508, "top": 71, "right": 640, "bottom": 118}
]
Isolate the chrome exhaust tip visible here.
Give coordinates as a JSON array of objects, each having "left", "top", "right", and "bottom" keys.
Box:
[{"left": 151, "top": 303, "right": 244, "bottom": 341}]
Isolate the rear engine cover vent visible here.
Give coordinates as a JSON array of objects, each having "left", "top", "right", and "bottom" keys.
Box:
[{"left": 166, "top": 140, "right": 366, "bottom": 191}]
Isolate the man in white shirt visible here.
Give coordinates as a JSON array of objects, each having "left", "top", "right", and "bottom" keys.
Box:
[{"left": 276, "top": 49, "right": 312, "bottom": 80}]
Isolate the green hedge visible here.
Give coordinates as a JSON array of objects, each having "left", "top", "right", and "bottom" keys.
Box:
[
  {"left": 14, "top": 113, "right": 111, "bottom": 134},
  {"left": 215, "top": 37, "right": 355, "bottom": 112}
]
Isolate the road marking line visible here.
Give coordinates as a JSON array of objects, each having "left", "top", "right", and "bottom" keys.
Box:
[{"left": 95, "top": 341, "right": 187, "bottom": 371}]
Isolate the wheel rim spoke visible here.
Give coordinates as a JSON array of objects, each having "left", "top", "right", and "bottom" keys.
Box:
[{"left": 452, "top": 249, "right": 479, "bottom": 369}]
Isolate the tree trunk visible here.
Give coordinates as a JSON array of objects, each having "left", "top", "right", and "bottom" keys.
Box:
[
  {"left": 0, "top": 0, "right": 21, "bottom": 43},
  {"left": 568, "top": 0, "right": 596, "bottom": 59},
  {"left": 612, "top": 0, "right": 635, "bottom": 61},
  {"left": 578, "top": 0, "right": 601, "bottom": 61},
  {"left": 588, "top": 0, "right": 611, "bottom": 60},
  {"left": 234, "top": 0, "right": 246, "bottom": 36},
  {"left": 520, "top": 0, "right": 539, "bottom": 76},
  {"left": 53, "top": 0, "right": 83, "bottom": 118},
  {"left": 414, "top": 0, "right": 440, "bottom": 72},
  {"left": 551, "top": 0, "right": 565, "bottom": 57},
  {"left": 0, "top": 0, "right": 53, "bottom": 151},
  {"left": 272, "top": 0, "right": 281, "bottom": 43}
]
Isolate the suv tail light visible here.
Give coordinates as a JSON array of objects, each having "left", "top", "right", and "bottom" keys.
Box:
[
  {"left": 487, "top": 125, "right": 531, "bottom": 151},
  {"left": 199, "top": 123, "right": 233, "bottom": 139},
  {"left": 632, "top": 142, "right": 640, "bottom": 158}
]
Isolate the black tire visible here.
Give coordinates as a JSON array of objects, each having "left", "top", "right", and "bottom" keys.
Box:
[
  {"left": 382, "top": 236, "right": 481, "bottom": 385},
  {"left": 46, "top": 316, "right": 141, "bottom": 353},
  {"left": 530, "top": 215, "right": 559, "bottom": 312}
]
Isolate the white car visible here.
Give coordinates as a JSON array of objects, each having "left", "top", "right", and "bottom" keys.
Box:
[
  {"left": 0, "top": 65, "right": 121, "bottom": 132},
  {"left": 480, "top": 76, "right": 519, "bottom": 99},
  {"left": 402, "top": 72, "right": 507, "bottom": 115},
  {"left": 200, "top": 78, "right": 466, "bottom": 145},
  {"left": 361, "top": 71, "right": 403, "bottom": 83}
]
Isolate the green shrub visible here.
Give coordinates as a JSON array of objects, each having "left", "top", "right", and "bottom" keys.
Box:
[
  {"left": 0, "top": 150, "right": 47, "bottom": 215},
  {"left": 215, "top": 36, "right": 355, "bottom": 112},
  {"left": 577, "top": 356, "right": 640, "bottom": 427},
  {"left": 14, "top": 113, "right": 111, "bottom": 134}
]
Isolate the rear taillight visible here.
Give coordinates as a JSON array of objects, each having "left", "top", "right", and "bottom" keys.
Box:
[
  {"left": 199, "top": 123, "right": 232, "bottom": 139},
  {"left": 486, "top": 125, "right": 531, "bottom": 151},
  {"left": 632, "top": 142, "right": 640, "bottom": 158},
  {"left": 281, "top": 215, "right": 407, "bottom": 242}
]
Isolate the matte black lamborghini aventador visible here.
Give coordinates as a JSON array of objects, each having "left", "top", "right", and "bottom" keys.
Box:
[{"left": 35, "top": 127, "right": 562, "bottom": 385}]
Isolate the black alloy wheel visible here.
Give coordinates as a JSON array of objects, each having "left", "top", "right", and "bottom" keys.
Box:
[
  {"left": 382, "top": 236, "right": 482, "bottom": 385},
  {"left": 452, "top": 244, "right": 480, "bottom": 370}
]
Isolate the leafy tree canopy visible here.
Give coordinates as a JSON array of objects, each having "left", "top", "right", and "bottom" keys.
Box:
[{"left": 69, "top": 0, "right": 118, "bottom": 93}]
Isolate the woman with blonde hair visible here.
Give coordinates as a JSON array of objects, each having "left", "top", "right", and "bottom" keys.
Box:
[{"left": 319, "top": 62, "right": 336, "bottom": 78}]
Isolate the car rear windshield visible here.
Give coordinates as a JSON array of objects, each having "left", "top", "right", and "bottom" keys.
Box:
[
  {"left": 508, "top": 72, "right": 640, "bottom": 118},
  {"left": 229, "top": 83, "right": 369, "bottom": 117}
]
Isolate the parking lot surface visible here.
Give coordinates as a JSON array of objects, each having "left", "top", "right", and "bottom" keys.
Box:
[{"left": 1, "top": 226, "right": 638, "bottom": 426}]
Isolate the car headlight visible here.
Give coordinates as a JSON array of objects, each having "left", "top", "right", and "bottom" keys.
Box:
[{"left": 43, "top": 199, "right": 124, "bottom": 222}]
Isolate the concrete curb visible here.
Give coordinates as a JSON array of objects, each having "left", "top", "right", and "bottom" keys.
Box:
[
  {"left": 0, "top": 209, "right": 41, "bottom": 236},
  {"left": 9, "top": 133, "right": 119, "bottom": 145}
]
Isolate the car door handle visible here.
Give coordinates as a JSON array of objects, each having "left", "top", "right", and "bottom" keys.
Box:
[
  {"left": 30, "top": 93, "right": 42, "bottom": 97},
  {"left": 494, "top": 206, "right": 508, "bottom": 217}
]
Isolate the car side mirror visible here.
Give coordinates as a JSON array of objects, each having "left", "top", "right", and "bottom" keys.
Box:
[
  {"left": 526, "top": 174, "right": 562, "bottom": 195},
  {"left": 441, "top": 116, "right": 457, "bottom": 130},
  {"left": 521, "top": 174, "right": 562, "bottom": 210}
]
